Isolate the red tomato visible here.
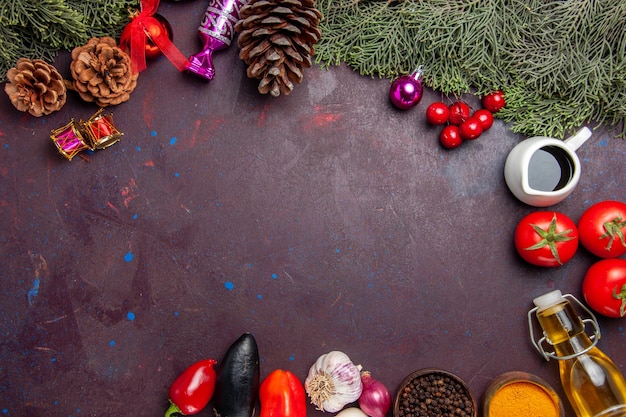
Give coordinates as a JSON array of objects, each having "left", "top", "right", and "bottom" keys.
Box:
[
  {"left": 578, "top": 200, "right": 626, "bottom": 258},
  {"left": 514, "top": 211, "right": 579, "bottom": 267},
  {"left": 582, "top": 258, "right": 626, "bottom": 318},
  {"left": 426, "top": 102, "right": 449, "bottom": 125},
  {"left": 473, "top": 109, "right": 494, "bottom": 130},
  {"left": 482, "top": 90, "right": 506, "bottom": 113},
  {"left": 448, "top": 101, "right": 470, "bottom": 125},
  {"left": 439, "top": 125, "right": 462, "bottom": 149},
  {"left": 459, "top": 117, "right": 483, "bottom": 140}
]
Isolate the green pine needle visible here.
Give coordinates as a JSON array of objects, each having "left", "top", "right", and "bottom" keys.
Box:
[
  {"left": 1, "top": 0, "right": 625, "bottom": 140},
  {"left": 315, "top": 0, "right": 626, "bottom": 139},
  {"left": 0, "top": 0, "right": 137, "bottom": 81}
]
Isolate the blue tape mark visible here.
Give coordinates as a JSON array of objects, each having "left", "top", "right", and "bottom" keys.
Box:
[{"left": 27, "top": 278, "right": 40, "bottom": 306}]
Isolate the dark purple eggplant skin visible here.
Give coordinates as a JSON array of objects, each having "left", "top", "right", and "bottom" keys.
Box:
[{"left": 213, "top": 333, "right": 260, "bottom": 417}]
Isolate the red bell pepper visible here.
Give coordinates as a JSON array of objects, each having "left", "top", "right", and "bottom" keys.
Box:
[
  {"left": 165, "top": 359, "right": 217, "bottom": 417},
  {"left": 260, "top": 369, "right": 307, "bottom": 417}
]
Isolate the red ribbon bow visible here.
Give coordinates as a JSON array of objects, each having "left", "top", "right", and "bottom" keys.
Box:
[{"left": 120, "top": 0, "right": 188, "bottom": 73}]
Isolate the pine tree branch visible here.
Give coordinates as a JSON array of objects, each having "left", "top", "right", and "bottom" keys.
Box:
[
  {"left": 315, "top": 0, "right": 626, "bottom": 138},
  {"left": 0, "top": 0, "right": 137, "bottom": 81}
]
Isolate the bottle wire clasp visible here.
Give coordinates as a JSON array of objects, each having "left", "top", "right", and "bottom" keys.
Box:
[{"left": 527, "top": 293, "right": 601, "bottom": 361}]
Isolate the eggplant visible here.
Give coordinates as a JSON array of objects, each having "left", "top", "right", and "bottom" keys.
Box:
[{"left": 213, "top": 333, "right": 260, "bottom": 417}]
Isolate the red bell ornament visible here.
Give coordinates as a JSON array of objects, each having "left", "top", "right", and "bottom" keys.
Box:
[
  {"left": 144, "top": 14, "right": 173, "bottom": 60},
  {"left": 389, "top": 66, "right": 424, "bottom": 110},
  {"left": 119, "top": 0, "right": 189, "bottom": 73}
]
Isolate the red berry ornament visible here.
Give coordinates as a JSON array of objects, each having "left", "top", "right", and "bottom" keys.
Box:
[
  {"left": 448, "top": 101, "right": 470, "bottom": 125},
  {"left": 482, "top": 90, "right": 506, "bottom": 113},
  {"left": 439, "top": 125, "right": 462, "bottom": 149},
  {"left": 459, "top": 117, "right": 483, "bottom": 140},
  {"left": 472, "top": 109, "right": 494, "bottom": 130},
  {"left": 426, "top": 102, "right": 449, "bottom": 125}
]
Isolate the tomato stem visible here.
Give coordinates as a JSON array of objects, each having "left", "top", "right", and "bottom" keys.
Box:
[
  {"left": 600, "top": 216, "right": 626, "bottom": 251},
  {"left": 612, "top": 283, "right": 626, "bottom": 317},
  {"left": 524, "top": 214, "right": 574, "bottom": 265}
]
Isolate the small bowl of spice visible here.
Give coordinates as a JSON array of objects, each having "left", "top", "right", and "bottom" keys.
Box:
[
  {"left": 483, "top": 371, "right": 565, "bottom": 417},
  {"left": 393, "top": 368, "right": 477, "bottom": 417}
]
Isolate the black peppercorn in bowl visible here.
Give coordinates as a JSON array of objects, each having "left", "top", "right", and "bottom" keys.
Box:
[{"left": 393, "top": 368, "right": 477, "bottom": 417}]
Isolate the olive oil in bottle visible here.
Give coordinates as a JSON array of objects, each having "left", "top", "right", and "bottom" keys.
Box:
[{"left": 529, "top": 290, "right": 626, "bottom": 417}]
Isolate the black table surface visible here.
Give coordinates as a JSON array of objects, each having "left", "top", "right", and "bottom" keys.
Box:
[{"left": 1, "top": 2, "right": 625, "bottom": 416}]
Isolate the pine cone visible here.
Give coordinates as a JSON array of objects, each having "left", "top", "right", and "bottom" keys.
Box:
[
  {"left": 4, "top": 58, "right": 67, "bottom": 117},
  {"left": 235, "top": 0, "right": 322, "bottom": 97},
  {"left": 69, "top": 37, "right": 138, "bottom": 107}
]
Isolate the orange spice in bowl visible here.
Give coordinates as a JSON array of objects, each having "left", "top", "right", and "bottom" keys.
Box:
[{"left": 483, "top": 371, "right": 564, "bottom": 417}]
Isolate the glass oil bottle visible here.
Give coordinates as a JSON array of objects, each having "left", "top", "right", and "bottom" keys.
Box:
[{"left": 528, "top": 290, "right": 626, "bottom": 417}]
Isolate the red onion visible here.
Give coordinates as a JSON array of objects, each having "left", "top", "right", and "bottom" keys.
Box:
[{"left": 358, "top": 372, "right": 391, "bottom": 417}]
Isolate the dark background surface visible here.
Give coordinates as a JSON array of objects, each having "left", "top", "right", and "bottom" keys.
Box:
[{"left": 1, "top": 1, "right": 625, "bottom": 416}]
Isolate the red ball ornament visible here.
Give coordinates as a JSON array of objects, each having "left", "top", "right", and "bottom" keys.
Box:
[
  {"left": 440, "top": 125, "right": 462, "bottom": 149},
  {"left": 448, "top": 101, "right": 471, "bottom": 125},
  {"left": 389, "top": 66, "right": 424, "bottom": 109},
  {"left": 473, "top": 109, "right": 494, "bottom": 130},
  {"left": 459, "top": 117, "right": 483, "bottom": 140},
  {"left": 482, "top": 90, "right": 506, "bottom": 113},
  {"left": 143, "top": 14, "right": 173, "bottom": 60},
  {"left": 426, "top": 102, "right": 449, "bottom": 125}
]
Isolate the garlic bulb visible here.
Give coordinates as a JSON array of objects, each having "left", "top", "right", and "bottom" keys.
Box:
[{"left": 305, "top": 351, "right": 363, "bottom": 412}]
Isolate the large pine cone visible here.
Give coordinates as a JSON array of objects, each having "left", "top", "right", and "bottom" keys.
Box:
[
  {"left": 4, "top": 58, "right": 67, "bottom": 117},
  {"left": 69, "top": 37, "right": 138, "bottom": 107},
  {"left": 235, "top": 0, "right": 322, "bottom": 97}
]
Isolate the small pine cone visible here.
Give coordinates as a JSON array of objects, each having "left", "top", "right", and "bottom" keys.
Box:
[
  {"left": 4, "top": 58, "right": 67, "bottom": 117},
  {"left": 235, "top": 0, "right": 322, "bottom": 97},
  {"left": 69, "top": 37, "right": 138, "bottom": 107}
]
